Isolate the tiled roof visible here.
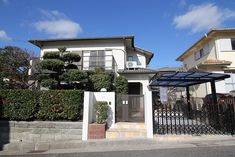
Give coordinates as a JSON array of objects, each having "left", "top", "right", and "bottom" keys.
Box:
[{"left": 118, "top": 68, "right": 156, "bottom": 74}]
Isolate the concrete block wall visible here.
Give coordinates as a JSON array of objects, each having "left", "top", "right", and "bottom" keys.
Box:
[{"left": 0, "top": 121, "right": 83, "bottom": 144}]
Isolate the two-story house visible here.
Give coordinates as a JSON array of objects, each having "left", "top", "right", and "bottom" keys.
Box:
[
  {"left": 29, "top": 36, "right": 154, "bottom": 95},
  {"left": 176, "top": 28, "right": 235, "bottom": 97}
]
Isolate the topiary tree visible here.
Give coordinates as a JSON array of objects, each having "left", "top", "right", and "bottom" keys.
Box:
[
  {"left": 114, "top": 76, "right": 128, "bottom": 94},
  {"left": 60, "top": 69, "right": 87, "bottom": 82},
  {"left": 62, "top": 53, "right": 81, "bottom": 64},
  {"left": 40, "top": 59, "right": 64, "bottom": 72},
  {"left": 43, "top": 52, "right": 60, "bottom": 59}
]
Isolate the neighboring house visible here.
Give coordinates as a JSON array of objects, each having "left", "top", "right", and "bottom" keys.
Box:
[
  {"left": 29, "top": 36, "right": 155, "bottom": 139},
  {"left": 176, "top": 28, "right": 235, "bottom": 97}
]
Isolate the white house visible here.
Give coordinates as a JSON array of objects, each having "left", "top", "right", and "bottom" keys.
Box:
[
  {"left": 29, "top": 36, "right": 155, "bottom": 139},
  {"left": 176, "top": 28, "right": 235, "bottom": 97}
]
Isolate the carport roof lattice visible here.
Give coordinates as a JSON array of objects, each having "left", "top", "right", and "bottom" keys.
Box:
[{"left": 150, "top": 72, "right": 230, "bottom": 88}]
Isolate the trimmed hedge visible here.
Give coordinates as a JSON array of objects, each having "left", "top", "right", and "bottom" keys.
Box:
[
  {"left": 0, "top": 90, "right": 38, "bottom": 120},
  {"left": 36, "top": 90, "right": 83, "bottom": 121},
  {"left": 0, "top": 90, "right": 83, "bottom": 121}
]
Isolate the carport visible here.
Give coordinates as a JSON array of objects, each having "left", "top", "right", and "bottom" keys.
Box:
[
  {"left": 150, "top": 72, "right": 230, "bottom": 109},
  {"left": 149, "top": 72, "right": 234, "bottom": 135}
]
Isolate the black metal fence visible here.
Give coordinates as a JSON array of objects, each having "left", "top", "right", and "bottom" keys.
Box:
[
  {"left": 116, "top": 95, "right": 144, "bottom": 122},
  {"left": 154, "top": 97, "right": 235, "bottom": 135}
]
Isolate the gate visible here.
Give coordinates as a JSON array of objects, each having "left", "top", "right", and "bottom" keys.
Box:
[
  {"left": 116, "top": 95, "right": 144, "bottom": 122},
  {"left": 154, "top": 97, "right": 235, "bottom": 135}
]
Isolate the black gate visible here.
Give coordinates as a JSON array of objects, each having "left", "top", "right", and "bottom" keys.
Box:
[
  {"left": 116, "top": 94, "right": 144, "bottom": 122},
  {"left": 154, "top": 97, "right": 235, "bottom": 135}
]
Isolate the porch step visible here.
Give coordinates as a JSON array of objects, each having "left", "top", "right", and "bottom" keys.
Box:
[
  {"left": 113, "top": 122, "right": 146, "bottom": 129},
  {"left": 106, "top": 122, "right": 146, "bottom": 139}
]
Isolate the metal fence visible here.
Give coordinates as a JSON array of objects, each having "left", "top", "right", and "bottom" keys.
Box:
[
  {"left": 154, "top": 97, "right": 235, "bottom": 135},
  {"left": 116, "top": 95, "right": 144, "bottom": 122}
]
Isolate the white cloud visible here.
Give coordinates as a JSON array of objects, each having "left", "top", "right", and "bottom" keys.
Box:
[
  {"left": 0, "top": 30, "right": 11, "bottom": 41},
  {"left": 33, "top": 10, "right": 82, "bottom": 38},
  {"left": 173, "top": 3, "right": 235, "bottom": 33}
]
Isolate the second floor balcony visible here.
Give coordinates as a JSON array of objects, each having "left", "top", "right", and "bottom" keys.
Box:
[{"left": 82, "top": 55, "right": 116, "bottom": 71}]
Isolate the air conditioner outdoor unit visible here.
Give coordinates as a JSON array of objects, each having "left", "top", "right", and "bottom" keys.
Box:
[{"left": 126, "top": 61, "right": 137, "bottom": 68}]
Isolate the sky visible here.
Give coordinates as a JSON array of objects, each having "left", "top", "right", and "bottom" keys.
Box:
[{"left": 0, "top": 0, "right": 235, "bottom": 69}]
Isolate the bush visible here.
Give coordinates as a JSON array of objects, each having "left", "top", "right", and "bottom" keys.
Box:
[
  {"left": 0, "top": 90, "right": 38, "bottom": 120},
  {"left": 61, "top": 69, "right": 87, "bottom": 82},
  {"left": 0, "top": 90, "right": 84, "bottom": 121},
  {"left": 36, "top": 90, "right": 83, "bottom": 121},
  {"left": 90, "top": 73, "right": 113, "bottom": 91},
  {"left": 95, "top": 101, "right": 108, "bottom": 124},
  {"left": 41, "top": 79, "right": 58, "bottom": 89},
  {"left": 62, "top": 53, "right": 81, "bottom": 63},
  {"left": 114, "top": 76, "right": 128, "bottom": 94},
  {"left": 43, "top": 52, "right": 60, "bottom": 59},
  {"left": 40, "top": 59, "right": 64, "bottom": 72}
]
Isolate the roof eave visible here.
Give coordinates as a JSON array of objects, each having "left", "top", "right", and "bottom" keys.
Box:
[{"left": 29, "top": 35, "right": 135, "bottom": 48}]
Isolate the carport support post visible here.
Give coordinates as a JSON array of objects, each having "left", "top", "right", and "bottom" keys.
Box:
[
  {"left": 186, "top": 86, "right": 191, "bottom": 117},
  {"left": 210, "top": 80, "right": 219, "bottom": 127},
  {"left": 210, "top": 80, "right": 217, "bottom": 106}
]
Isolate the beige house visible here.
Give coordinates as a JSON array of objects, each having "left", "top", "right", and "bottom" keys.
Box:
[{"left": 176, "top": 28, "right": 235, "bottom": 97}]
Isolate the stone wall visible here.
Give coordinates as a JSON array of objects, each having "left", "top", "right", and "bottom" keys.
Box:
[{"left": 0, "top": 121, "right": 83, "bottom": 144}]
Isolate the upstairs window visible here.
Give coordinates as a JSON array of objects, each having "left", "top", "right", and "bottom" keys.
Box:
[
  {"left": 231, "top": 38, "right": 235, "bottom": 50},
  {"left": 194, "top": 44, "right": 209, "bottom": 61}
]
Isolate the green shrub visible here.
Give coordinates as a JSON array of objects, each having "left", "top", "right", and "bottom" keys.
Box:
[
  {"left": 62, "top": 53, "right": 81, "bottom": 63},
  {"left": 0, "top": 90, "right": 38, "bottom": 120},
  {"left": 36, "top": 90, "right": 83, "bottom": 121},
  {"left": 40, "top": 59, "right": 64, "bottom": 72},
  {"left": 43, "top": 52, "right": 60, "bottom": 59},
  {"left": 61, "top": 69, "right": 87, "bottom": 82},
  {"left": 114, "top": 76, "right": 128, "bottom": 94},
  {"left": 90, "top": 73, "right": 113, "bottom": 91},
  {"left": 0, "top": 90, "right": 84, "bottom": 121},
  {"left": 95, "top": 101, "right": 108, "bottom": 124},
  {"left": 41, "top": 79, "right": 58, "bottom": 89}
]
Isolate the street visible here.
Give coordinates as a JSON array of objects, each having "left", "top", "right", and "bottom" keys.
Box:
[{"left": 1, "top": 145, "right": 235, "bottom": 157}]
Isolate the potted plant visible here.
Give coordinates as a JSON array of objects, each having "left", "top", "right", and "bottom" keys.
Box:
[{"left": 88, "top": 101, "right": 108, "bottom": 139}]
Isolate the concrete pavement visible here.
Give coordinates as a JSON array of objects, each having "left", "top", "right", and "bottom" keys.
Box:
[
  {"left": 0, "top": 135, "right": 235, "bottom": 156},
  {"left": 2, "top": 145, "right": 235, "bottom": 157}
]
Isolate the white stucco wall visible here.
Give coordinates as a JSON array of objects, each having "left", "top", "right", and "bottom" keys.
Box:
[
  {"left": 216, "top": 37, "right": 235, "bottom": 68},
  {"left": 144, "top": 87, "right": 153, "bottom": 138}
]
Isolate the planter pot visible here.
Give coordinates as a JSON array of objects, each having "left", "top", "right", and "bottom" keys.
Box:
[{"left": 88, "top": 123, "right": 106, "bottom": 139}]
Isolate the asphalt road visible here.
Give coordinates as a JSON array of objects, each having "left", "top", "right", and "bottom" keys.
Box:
[{"left": 1, "top": 145, "right": 235, "bottom": 157}]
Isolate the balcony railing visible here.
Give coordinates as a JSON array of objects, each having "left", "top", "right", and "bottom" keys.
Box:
[{"left": 82, "top": 55, "right": 116, "bottom": 71}]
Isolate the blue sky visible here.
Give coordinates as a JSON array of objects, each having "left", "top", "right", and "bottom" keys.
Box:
[{"left": 1, "top": 0, "right": 235, "bottom": 69}]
